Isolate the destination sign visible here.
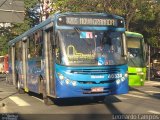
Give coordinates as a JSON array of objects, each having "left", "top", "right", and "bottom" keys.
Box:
[
  {"left": 65, "top": 17, "right": 116, "bottom": 26},
  {"left": 57, "top": 15, "right": 123, "bottom": 27}
]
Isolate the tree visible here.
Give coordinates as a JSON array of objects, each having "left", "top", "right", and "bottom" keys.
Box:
[{"left": 0, "top": 0, "right": 38, "bottom": 55}]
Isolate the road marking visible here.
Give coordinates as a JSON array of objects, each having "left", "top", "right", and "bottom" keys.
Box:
[
  {"left": 145, "top": 81, "right": 160, "bottom": 86},
  {"left": 146, "top": 91, "right": 160, "bottom": 94},
  {"left": 9, "top": 96, "right": 30, "bottom": 106},
  {"left": 148, "top": 110, "right": 160, "bottom": 114},
  {"left": 129, "top": 91, "right": 145, "bottom": 95},
  {"left": 31, "top": 96, "right": 44, "bottom": 103},
  {"left": 115, "top": 96, "right": 128, "bottom": 100},
  {"left": 124, "top": 94, "right": 149, "bottom": 99}
]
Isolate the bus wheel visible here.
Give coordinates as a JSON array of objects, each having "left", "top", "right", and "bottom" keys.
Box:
[
  {"left": 17, "top": 80, "right": 25, "bottom": 94},
  {"left": 93, "top": 96, "right": 106, "bottom": 102},
  {"left": 41, "top": 80, "right": 54, "bottom": 105}
]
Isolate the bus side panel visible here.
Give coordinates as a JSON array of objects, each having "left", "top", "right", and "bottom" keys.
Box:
[
  {"left": 27, "top": 59, "right": 41, "bottom": 93},
  {"left": 128, "top": 67, "right": 146, "bottom": 86}
]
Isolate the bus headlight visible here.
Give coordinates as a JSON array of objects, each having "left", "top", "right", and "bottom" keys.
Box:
[
  {"left": 58, "top": 73, "right": 64, "bottom": 80},
  {"left": 121, "top": 77, "right": 125, "bottom": 82},
  {"left": 124, "top": 73, "right": 128, "bottom": 78},
  {"left": 72, "top": 81, "right": 77, "bottom": 86},
  {"left": 116, "top": 79, "right": 121, "bottom": 85},
  {"left": 58, "top": 17, "right": 63, "bottom": 22},
  {"left": 65, "top": 79, "right": 70, "bottom": 84},
  {"left": 57, "top": 73, "right": 77, "bottom": 86}
]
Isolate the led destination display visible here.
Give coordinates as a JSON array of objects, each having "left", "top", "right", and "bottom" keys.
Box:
[
  {"left": 58, "top": 16, "right": 124, "bottom": 27},
  {"left": 66, "top": 17, "right": 116, "bottom": 26}
]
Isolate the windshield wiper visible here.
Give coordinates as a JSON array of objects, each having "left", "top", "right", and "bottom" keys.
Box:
[{"left": 74, "top": 27, "right": 80, "bottom": 34}]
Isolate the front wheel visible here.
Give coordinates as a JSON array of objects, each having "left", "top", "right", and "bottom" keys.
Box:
[{"left": 17, "top": 80, "right": 25, "bottom": 94}]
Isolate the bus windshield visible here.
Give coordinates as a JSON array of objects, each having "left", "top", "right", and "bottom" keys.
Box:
[
  {"left": 127, "top": 37, "right": 145, "bottom": 67},
  {"left": 57, "top": 29, "right": 126, "bottom": 66}
]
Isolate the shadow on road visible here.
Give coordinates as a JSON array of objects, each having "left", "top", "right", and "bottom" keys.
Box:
[
  {"left": 17, "top": 92, "right": 127, "bottom": 120},
  {"left": 129, "top": 87, "right": 160, "bottom": 100},
  {"left": 154, "top": 85, "right": 160, "bottom": 89}
]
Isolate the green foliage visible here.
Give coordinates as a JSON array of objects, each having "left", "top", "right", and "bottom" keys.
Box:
[
  {"left": 0, "top": 35, "right": 8, "bottom": 55},
  {"left": 0, "top": 0, "right": 37, "bottom": 56},
  {"left": 24, "top": 0, "right": 38, "bottom": 9}
]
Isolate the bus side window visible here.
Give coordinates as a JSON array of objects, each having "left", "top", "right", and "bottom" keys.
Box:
[
  {"left": 15, "top": 41, "right": 22, "bottom": 61},
  {"left": 34, "top": 30, "right": 43, "bottom": 57},
  {"left": 28, "top": 35, "right": 35, "bottom": 58},
  {"left": 28, "top": 31, "right": 43, "bottom": 59}
]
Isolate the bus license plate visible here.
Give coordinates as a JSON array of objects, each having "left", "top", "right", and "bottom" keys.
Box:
[{"left": 91, "top": 87, "right": 104, "bottom": 92}]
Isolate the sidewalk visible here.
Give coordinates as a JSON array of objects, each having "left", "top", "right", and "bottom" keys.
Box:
[
  {"left": 0, "top": 77, "right": 17, "bottom": 102},
  {"left": 144, "top": 80, "right": 160, "bottom": 86}
]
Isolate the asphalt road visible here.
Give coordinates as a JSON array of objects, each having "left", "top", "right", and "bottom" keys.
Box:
[{"left": 0, "top": 75, "right": 160, "bottom": 120}]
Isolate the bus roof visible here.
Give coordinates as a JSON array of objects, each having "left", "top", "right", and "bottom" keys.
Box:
[
  {"left": 8, "top": 15, "right": 55, "bottom": 46},
  {"left": 8, "top": 12, "right": 124, "bottom": 46},
  {"left": 56, "top": 12, "right": 124, "bottom": 19},
  {"left": 125, "top": 31, "right": 143, "bottom": 38}
]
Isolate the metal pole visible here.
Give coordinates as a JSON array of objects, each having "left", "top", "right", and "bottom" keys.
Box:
[
  {"left": 11, "top": 46, "right": 16, "bottom": 85},
  {"left": 148, "top": 45, "right": 150, "bottom": 81}
]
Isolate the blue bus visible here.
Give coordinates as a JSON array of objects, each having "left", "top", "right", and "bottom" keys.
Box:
[{"left": 8, "top": 12, "right": 128, "bottom": 104}]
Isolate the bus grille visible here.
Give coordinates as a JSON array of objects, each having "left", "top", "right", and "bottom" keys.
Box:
[
  {"left": 69, "top": 68, "right": 120, "bottom": 75},
  {"left": 78, "top": 80, "right": 114, "bottom": 84}
]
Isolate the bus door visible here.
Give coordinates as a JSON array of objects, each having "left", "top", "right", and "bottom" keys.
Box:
[
  {"left": 22, "top": 38, "right": 28, "bottom": 92},
  {"left": 44, "top": 26, "right": 55, "bottom": 97}
]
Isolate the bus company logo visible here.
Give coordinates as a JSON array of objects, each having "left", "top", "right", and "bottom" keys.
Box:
[{"left": 91, "top": 75, "right": 104, "bottom": 79}]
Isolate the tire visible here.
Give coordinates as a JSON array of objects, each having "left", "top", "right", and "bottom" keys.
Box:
[{"left": 17, "top": 79, "right": 25, "bottom": 94}]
